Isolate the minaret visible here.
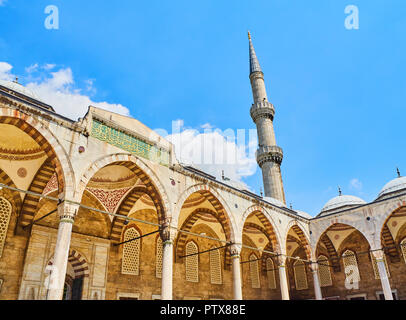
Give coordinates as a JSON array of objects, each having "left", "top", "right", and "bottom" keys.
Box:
[{"left": 248, "top": 32, "right": 286, "bottom": 204}]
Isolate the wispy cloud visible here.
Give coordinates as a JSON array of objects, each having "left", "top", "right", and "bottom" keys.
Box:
[
  {"left": 349, "top": 178, "right": 363, "bottom": 191},
  {"left": 0, "top": 61, "right": 130, "bottom": 120},
  {"left": 0, "top": 0, "right": 7, "bottom": 7}
]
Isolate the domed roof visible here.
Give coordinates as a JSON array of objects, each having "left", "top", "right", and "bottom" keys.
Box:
[
  {"left": 0, "top": 79, "right": 39, "bottom": 100},
  {"left": 295, "top": 210, "right": 313, "bottom": 219},
  {"left": 377, "top": 176, "right": 406, "bottom": 199},
  {"left": 321, "top": 194, "right": 366, "bottom": 213}
]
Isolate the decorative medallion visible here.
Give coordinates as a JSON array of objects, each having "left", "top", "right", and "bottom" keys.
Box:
[
  {"left": 17, "top": 167, "right": 27, "bottom": 178},
  {"left": 392, "top": 221, "right": 398, "bottom": 227},
  {"left": 334, "top": 234, "right": 340, "bottom": 240}
]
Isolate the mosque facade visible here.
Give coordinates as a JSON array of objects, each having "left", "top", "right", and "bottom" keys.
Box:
[{"left": 0, "top": 34, "right": 405, "bottom": 300}]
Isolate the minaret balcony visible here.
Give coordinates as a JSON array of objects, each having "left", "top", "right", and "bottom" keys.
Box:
[
  {"left": 256, "top": 145, "right": 283, "bottom": 167},
  {"left": 250, "top": 100, "right": 275, "bottom": 122}
]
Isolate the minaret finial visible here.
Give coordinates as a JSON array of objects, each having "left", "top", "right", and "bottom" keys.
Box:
[
  {"left": 397, "top": 167, "right": 401, "bottom": 178},
  {"left": 248, "top": 31, "right": 251, "bottom": 40},
  {"left": 338, "top": 186, "right": 342, "bottom": 196}
]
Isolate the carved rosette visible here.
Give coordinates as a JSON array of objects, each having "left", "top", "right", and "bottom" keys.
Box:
[{"left": 256, "top": 145, "right": 284, "bottom": 167}]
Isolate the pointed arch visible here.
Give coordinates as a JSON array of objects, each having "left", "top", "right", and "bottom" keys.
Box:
[
  {"left": 174, "top": 184, "right": 237, "bottom": 243},
  {"left": 176, "top": 208, "right": 231, "bottom": 265},
  {"left": 76, "top": 154, "right": 170, "bottom": 224},
  {"left": 285, "top": 221, "right": 311, "bottom": 260},
  {"left": 0, "top": 108, "right": 75, "bottom": 199},
  {"left": 241, "top": 205, "right": 281, "bottom": 253}
]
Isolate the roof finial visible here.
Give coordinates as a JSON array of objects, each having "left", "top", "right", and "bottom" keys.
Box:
[
  {"left": 290, "top": 203, "right": 293, "bottom": 210},
  {"left": 338, "top": 186, "right": 342, "bottom": 196},
  {"left": 397, "top": 167, "right": 401, "bottom": 178},
  {"left": 13, "top": 76, "right": 19, "bottom": 83},
  {"left": 260, "top": 187, "right": 263, "bottom": 197}
]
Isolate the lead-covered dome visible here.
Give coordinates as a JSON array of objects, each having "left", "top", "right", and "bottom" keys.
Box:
[
  {"left": 0, "top": 79, "right": 39, "bottom": 100},
  {"left": 320, "top": 194, "right": 366, "bottom": 215},
  {"left": 377, "top": 176, "right": 406, "bottom": 200}
]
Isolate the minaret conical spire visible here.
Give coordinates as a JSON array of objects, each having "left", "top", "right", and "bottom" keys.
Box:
[{"left": 248, "top": 31, "right": 262, "bottom": 74}]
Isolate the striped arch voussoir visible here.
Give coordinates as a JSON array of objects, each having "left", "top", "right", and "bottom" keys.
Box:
[
  {"left": 110, "top": 186, "right": 148, "bottom": 242},
  {"left": 19, "top": 160, "right": 56, "bottom": 227},
  {"left": 0, "top": 168, "right": 22, "bottom": 212},
  {"left": 291, "top": 224, "right": 311, "bottom": 260},
  {"left": 0, "top": 115, "right": 68, "bottom": 195},
  {"left": 48, "top": 249, "right": 89, "bottom": 278}
]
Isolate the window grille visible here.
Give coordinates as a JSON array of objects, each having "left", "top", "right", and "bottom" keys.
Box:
[
  {"left": 0, "top": 197, "right": 12, "bottom": 258},
  {"left": 293, "top": 260, "right": 308, "bottom": 290},
  {"left": 186, "top": 241, "right": 199, "bottom": 282},
  {"left": 266, "top": 258, "right": 276, "bottom": 289},
  {"left": 249, "top": 254, "right": 260, "bottom": 288},
  {"left": 210, "top": 248, "right": 222, "bottom": 284},
  {"left": 121, "top": 227, "right": 140, "bottom": 275},
  {"left": 317, "top": 255, "right": 332, "bottom": 287}
]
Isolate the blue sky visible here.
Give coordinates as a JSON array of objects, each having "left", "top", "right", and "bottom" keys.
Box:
[{"left": 0, "top": 0, "right": 405, "bottom": 216}]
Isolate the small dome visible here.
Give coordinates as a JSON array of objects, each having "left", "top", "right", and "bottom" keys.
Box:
[
  {"left": 321, "top": 195, "right": 366, "bottom": 213},
  {"left": 0, "top": 79, "right": 39, "bottom": 100},
  {"left": 264, "top": 196, "right": 287, "bottom": 208},
  {"left": 377, "top": 176, "right": 406, "bottom": 199},
  {"left": 296, "top": 210, "right": 312, "bottom": 219}
]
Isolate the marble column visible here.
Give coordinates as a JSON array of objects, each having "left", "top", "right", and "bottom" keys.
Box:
[
  {"left": 310, "top": 263, "right": 323, "bottom": 300},
  {"left": 373, "top": 250, "right": 393, "bottom": 300},
  {"left": 277, "top": 256, "right": 290, "bottom": 300},
  {"left": 161, "top": 223, "right": 174, "bottom": 300},
  {"left": 230, "top": 244, "right": 243, "bottom": 300},
  {"left": 46, "top": 202, "right": 79, "bottom": 300}
]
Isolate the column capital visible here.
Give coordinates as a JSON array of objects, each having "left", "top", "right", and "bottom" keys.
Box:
[
  {"left": 277, "top": 255, "right": 287, "bottom": 267},
  {"left": 371, "top": 249, "right": 385, "bottom": 261},
  {"left": 309, "top": 261, "right": 319, "bottom": 273},
  {"left": 230, "top": 244, "right": 242, "bottom": 257},
  {"left": 57, "top": 201, "right": 80, "bottom": 223},
  {"left": 160, "top": 218, "right": 176, "bottom": 243}
]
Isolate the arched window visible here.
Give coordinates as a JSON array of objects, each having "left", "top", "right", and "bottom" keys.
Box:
[
  {"left": 293, "top": 260, "right": 308, "bottom": 290},
  {"left": 185, "top": 241, "right": 198, "bottom": 282},
  {"left": 266, "top": 258, "right": 276, "bottom": 289},
  {"left": 317, "top": 255, "right": 332, "bottom": 287},
  {"left": 156, "top": 236, "right": 163, "bottom": 278},
  {"left": 210, "top": 247, "right": 222, "bottom": 284},
  {"left": 0, "top": 196, "right": 12, "bottom": 258},
  {"left": 342, "top": 250, "right": 360, "bottom": 283},
  {"left": 370, "top": 252, "right": 390, "bottom": 280},
  {"left": 401, "top": 238, "right": 406, "bottom": 265},
  {"left": 121, "top": 227, "right": 140, "bottom": 275},
  {"left": 249, "top": 254, "right": 260, "bottom": 288}
]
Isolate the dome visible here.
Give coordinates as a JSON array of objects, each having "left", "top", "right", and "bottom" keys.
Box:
[
  {"left": 377, "top": 176, "right": 406, "bottom": 199},
  {"left": 295, "top": 210, "right": 312, "bottom": 219},
  {"left": 321, "top": 195, "right": 366, "bottom": 213},
  {"left": 263, "top": 196, "right": 287, "bottom": 208},
  {"left": 0, "top": 79, "right": 39, "bottom": 100}
]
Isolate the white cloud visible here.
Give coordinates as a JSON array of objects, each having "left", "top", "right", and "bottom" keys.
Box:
[
  {"left": 166, "top": 121, "right": 258, "bottom": 188},
  {"left": 0, "top": 62, "right": 14, "bottom": 81},
  {"left": 349, "top": 178, "right": 363, "bottom": 191},
  {"left": 0, "top": 61, "right": 130, "bottom": 120},
  {"left": 25, "top": 63, "right": 39, "bottom": 73}
]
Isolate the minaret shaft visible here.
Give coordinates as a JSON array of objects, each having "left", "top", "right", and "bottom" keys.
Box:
[{"left": 248, "top": 33, "right": 286, "bottom": 204}]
